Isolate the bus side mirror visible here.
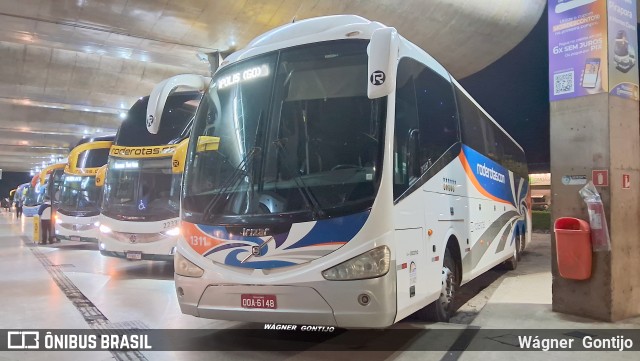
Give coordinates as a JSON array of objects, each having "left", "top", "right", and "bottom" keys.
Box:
[
  {"left": 196, "top": 136, "right": 220, "bottom": 153},
  {"left": 147, "top": 74, "right": 211, "bottom": 134},
  {"left": 172, "top": 139, "right": 190, "bottom": 174},
  {"left": 367, "top": 27, "right": 399, "bottom": 99},
  {"left": 95, "top": 165, "right": 107, "bottom": 187}
]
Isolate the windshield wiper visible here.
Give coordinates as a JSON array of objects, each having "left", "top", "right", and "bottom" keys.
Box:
[
  {"left": 202, "top": 146, "right": 260, "bottom": 222},
  {"left": 202, "top": 110, "right": 265, "bottom": 222},
  {"left": 272, "top": 138, "right": 325, "bottom": 219}
]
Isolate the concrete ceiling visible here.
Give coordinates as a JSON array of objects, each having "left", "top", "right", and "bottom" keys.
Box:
[{"left": 0, "top": 0, "right": 546, "bottom": 173}]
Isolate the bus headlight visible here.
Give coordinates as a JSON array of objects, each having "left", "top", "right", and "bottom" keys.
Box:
[
  {"left": 165, "top": 227, "right": 180, "bottom": 236},
  {"left": 175, "top": 251, "right": 204, "bottom": 278},
  {"left": 322, "top": 246, "right": 390, "bottom": 281},
  {"left": 99, "top": 224, "right": 112, "bottom": 234},
  {"left": 55, "top": 217, "right": 62, "bottom": 224}
]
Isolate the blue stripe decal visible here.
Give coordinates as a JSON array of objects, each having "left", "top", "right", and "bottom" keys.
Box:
[
  {"left": 203, "top": 243, "right": 248, "bottom": 257},
  {"left": 462, "top": 145, "right": 515, "bottom": 206},
  {"left": 285, "top": 211, "right": 369, "bottom": 250},
  {"left": 224, "top": 249, "right": 297, "bottom": 269}
]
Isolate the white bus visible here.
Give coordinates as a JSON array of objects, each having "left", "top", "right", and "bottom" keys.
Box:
[
  {"left": 151, "top": 15, "right": 531, "bottom": 327},
  {"left": 55, "top": 136, "right": 114, "bottom": 243},
  {"left": 21, "top": 179, "right": 43, "bottom": 218},
  {"left": 98, "top": 90, "right": 202, "bottom": 261},
  {"left": 39, "top": 163, "right": 67, "bottom": 240}
]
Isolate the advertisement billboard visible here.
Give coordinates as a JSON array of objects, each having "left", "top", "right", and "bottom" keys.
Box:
[
  {"left": 548, "top": 0, "right": 609, "bottom": 101},
  {"left": 549, "top": 0, "right": 639, "bottom": 102},
  {"left": 607, "top": 0, "right": 639, "bottom": 100}
]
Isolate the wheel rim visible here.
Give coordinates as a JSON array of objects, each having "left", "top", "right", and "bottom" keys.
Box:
[{"left": 439, "top": 265, "right": 455, "bottom": 310}]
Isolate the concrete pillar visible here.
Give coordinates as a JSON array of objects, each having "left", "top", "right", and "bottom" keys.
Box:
[{"left": 549, "top": 0, "right": 640, "bottom": 321}]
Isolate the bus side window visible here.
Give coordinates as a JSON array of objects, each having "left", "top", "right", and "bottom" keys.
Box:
[
  {"left": 413, "top": 65, "right": 459, "bottom": 170},
  {"left": 393, "top": 58, "right": 421, "bottom": 200}
]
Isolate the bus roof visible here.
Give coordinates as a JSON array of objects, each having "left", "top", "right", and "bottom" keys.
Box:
[
  {"left": 223, "top": 15, "right": 385, "bottom": 69},
  {"left": 75, "top": 134, "right": 116, "bottom": 148}
]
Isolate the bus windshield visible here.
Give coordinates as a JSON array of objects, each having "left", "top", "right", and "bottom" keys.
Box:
[
  {"left": 50, "top": 169, "right": 65, "bottom": 205},
  {"left": 58, "top": 175, "right": 101, "bottom": 215},
  {"left": 24, "top": 186, "right": 39, "bottom": 206},
  {"left": 183, "top": 40, "right": 386, "bottom": 224},
  {"left": 102, "top": 158, "right": 179, "bottom": 221}
]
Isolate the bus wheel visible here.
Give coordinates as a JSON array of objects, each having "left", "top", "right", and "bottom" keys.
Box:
[
  {"left": 419, "top": 248, "right": 459, "bottom": 322},
  {"left": 517, "top": 232, "right": 525, "bottom": 261},
  {"left": 504, "top": 237, "right": 519, "bottom": 270}
]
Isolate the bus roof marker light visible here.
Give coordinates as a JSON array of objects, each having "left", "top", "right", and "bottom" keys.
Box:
[{"left": 119, "top": 112, "right": 127, "bottom": 120}]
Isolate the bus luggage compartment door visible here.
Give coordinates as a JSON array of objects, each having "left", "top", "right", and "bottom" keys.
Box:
[{"left": 394, "top": 228, "right": 430, "bottom": 321}]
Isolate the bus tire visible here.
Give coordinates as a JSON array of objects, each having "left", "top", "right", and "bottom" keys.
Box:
[
  {"left": 418, "top": 248, "right": 459, "bottom": 322},
  {"left": 504, "top": 237, "right": 519, "bottom": 270},
  {"left": 517, "top": 231, "right": 525, "bottom": 261}
]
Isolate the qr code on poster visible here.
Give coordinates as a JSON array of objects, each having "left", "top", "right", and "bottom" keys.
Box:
[{"left": 553, "top": 70, "right": 574, "bottom": 95}]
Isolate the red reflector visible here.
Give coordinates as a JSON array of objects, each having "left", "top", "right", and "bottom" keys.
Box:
[
  {"left": 401, "top": 263, "right": 407, "bottom": 269},
  {"left": 432, "top": 256, "right": 440, "bottom": 262}
]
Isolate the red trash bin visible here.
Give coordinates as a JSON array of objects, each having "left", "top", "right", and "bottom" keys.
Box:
[{"left": 554, "top": 217, "right": 592, "bottom": 280}]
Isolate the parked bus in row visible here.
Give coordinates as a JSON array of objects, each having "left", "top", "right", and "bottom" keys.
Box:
[
  {"left": 150, "top": 15, "right": 531, "bottom": 327},
  {"left": 14, "top": 183, "right": 28, "bottom": 207},
  {"left": 39, "top": 163, "right": 67, "bottom": 239},
  {"left": 98, "top": 86, "right": 203, "bottom": 261},
  {"left": 22, "top": 175, "right": 44, "bottom": 217},
  {"left": 55, "top": 136, "right": 114, "bottom": 243}
]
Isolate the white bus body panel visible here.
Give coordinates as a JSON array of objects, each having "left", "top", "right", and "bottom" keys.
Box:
[
  {"left": 176, "top": 205, "right": 397, "bottom": 328},
  {"left": 23, "top": 205, "right": 39, "bottom": 217}
]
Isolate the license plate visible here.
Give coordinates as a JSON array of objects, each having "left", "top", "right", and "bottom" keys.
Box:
[
  {"left": 69, "top": 236, "right": 81, "bottom": 242},
  {"left": 241, "top": 294, "right": 277, "bottom": 309},
  {"left": 126, "top": 251, "right": 142, "bottom": 260}
]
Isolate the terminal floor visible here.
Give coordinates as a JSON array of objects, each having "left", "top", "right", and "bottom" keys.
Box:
[{"left": 0, "top": 211, "right": 638, "bottom": 360}]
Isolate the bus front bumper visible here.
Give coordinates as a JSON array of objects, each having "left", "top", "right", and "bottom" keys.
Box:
[
  {"left": 98, "top": 232, "right": 178, "bottom": 261},
  {"left": 175, "top": 269, "right": 397, "bottom": 328},
  {"left": 56, "top": 227, "right": 99, "bottom": 243},
  {"left": 100, "top": 250, "right": 174, "bottom": 262}
]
